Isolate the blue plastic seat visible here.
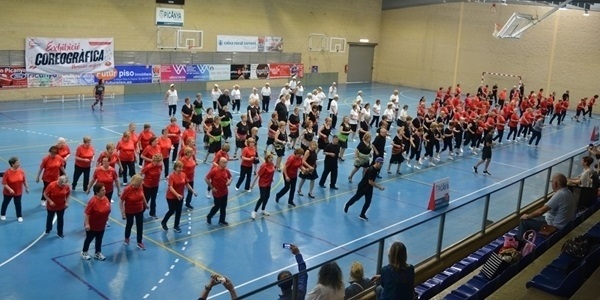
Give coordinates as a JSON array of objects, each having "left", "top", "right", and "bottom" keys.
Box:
[{"left": 526, "top": 261, "right": 586, "bottom": 297}]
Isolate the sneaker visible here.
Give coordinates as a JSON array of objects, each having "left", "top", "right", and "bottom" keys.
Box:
[
  {"left": 330, "top": 186, "right": 338, "bottom": 190},
  {"left": 91, "top": 105, "right": 95, "bottom": 111},
  {"left": 206, "top": 217, "right": 212, "bottom": 225},
  {"left": 94, "top": 252, "right": 106, "bottom": 261},
  {"left": 448, "top": 156, "right": 454, "bottom": 160},
  {"left": 473, "top": 166, "right": 478, "bottom": 173},
  {"left": 288, "top": 202, "right": 296, "bottom": 207},
  {"left": 150, "top": 215, "right": 158, "bottom": 219},
  {"left": 110, "top": 199, "right": 114, "bottom": 203},
  {"left": 57, "top": 234, "right": 65, "bottom": 239},
  {"left": 343, "top": 202, "right": 349, "bottom": 214},
  {"left": 319, "top": 184, "right": 326, "bottom": 188},
  {"left": 0, "top": 216, "right": 5, "bottom": 221},
  {"left": 173, "top": 227, "right": 182, "bottom": 233},
  {"left": 161, "top": 222, "right": 168, "bottom": 231},
  {"left": 235, "top": 186, "right": 239, "bottom": 191},
  {"left": 122, "top": 182, "right": 128, "bottom": 186},
  {"left": 185, "top": 204, "right": 194, "bottom": 210},
  {"left": 41, "top": 200, "right": 47, "bottom": 207},
  {"left": 17, "top": 217, "right": 23, "bottom": 223},
  {"left": 218, "top": 221, "right": 229, "bottom": 226},
  {"left": 81, "top": 251, "right": 91, "bottom": 260},
  {"left": 414, "top": 165, "right": 421, "bottom": 170},
  {"left": 483, "top": 170, "right": 491, "bottom": 175},
  {"left": 406, "top": 163, "right": 412, "bottom": 168},
  {"left": 429, "top": 162, "right": 436, "bottom": 167},
  {"left": 205, "top": 190, "right": 212, "bottom": 198},
  {"left": 124, "top": 238, "right": 130, "bottom": 245},
  {"left": 251, "top": 211, "right": 256, "bottom": 220},
  {"left": 137, "top": 242, "right": 146, "bottom": 251},
  {"left": 261, "top": 210, "right": 270, "bottom": 216},
  {"left": 359, "top": 215, "right": 369, "bottom": 221}
]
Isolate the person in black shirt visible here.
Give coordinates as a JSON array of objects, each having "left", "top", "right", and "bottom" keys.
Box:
[
  {"left": 319, "top": 136, "right": 340, "bottom": 189},
  {"left": 343, "top": 157, "right": 385, "bottom": 221},
  {"left": 275, "top": 98, "right": 288, "bottom": 122},
  {"left": 217, "top": 89, "right": 231, "bottom": 113},
  {"left": 473, "top": 127, "right": 494, "bottom": 175},
  {"left": 372, "top": 128, "right": 387, "bottom": 177},
  {"left": 192, "top": 93, "right": 204, "bottom": 131}
]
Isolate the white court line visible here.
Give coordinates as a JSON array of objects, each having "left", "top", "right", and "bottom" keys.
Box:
[
  {"left": 0, "top": 215, "right": 57, "bottom": 268},
  {"left": 210, "top": 145, "right": 587, "bottom": 298},
  {"left": 100, "top": 126, "right": 123, "bottom": 135}
]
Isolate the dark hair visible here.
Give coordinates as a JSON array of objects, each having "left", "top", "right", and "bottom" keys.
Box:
[
  {"left": 93, "top": 183, "right": 105, "bottom": 195},
  {"left": 48, "top": 145, "right": 58, "bottom": 153},
  {"left": 388, "top": 241, "right": 408, "bottom": 271},
  {"left": 8, "top": 157, "right": 18, "bottom": 167},
  {"left": 277, "top": 270, "right": 293, "bottom": 291},
  {"left": 582, "top": 156, "right": 594, "bottom": 167},
  {"left": 317, "top": 262, "right": 344, "bottom": 291}
]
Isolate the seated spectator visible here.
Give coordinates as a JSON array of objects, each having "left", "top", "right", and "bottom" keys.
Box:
[
  {"left": 307, "top": 261, "right": 345, "bottom": 300},
  {"left": 344, "top": 261, "right": 375, "bottom": 299},
  {"left": 374, "top": 241, "right": 415, "bottom": 300},
  {"left": 519, "top": 173, "right": 577, "bottom": 236},
  {"left": 568, "top": 156, "right": 594, "bottom": 187},
  {"left": 278, "top": 244, "right": 307, "bottom": 300},
  {"left": 197, "top": 274, "right": 237, "bottom": 300}
]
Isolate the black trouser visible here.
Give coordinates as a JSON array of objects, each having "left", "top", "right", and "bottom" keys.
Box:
[
  {"left": 587, "top": 106, "right": 593, "bottom": 117},
  {"left": 125, "top": 211, "right": 144, "bottom": 243},
  {"left": 168, "top": 105, "right": 176, "bottom": 116},
  {"left": 370, "top": 116, "right": 380, "bottom": 128},
  {"left": 331, "top": 114, "right": 338, "bottom": 129},
  {"left": 560, "top": 110, "right": 567, "bottom": 122},
  {"left": 529, "top": 129, "right": 542, "bottom": 146},
  {"left": 441, "top": 138, "right": 453, "bottom": 152},
  {"left": 232, "top": 99, "right": 241, "bottom": 111},
  {"left": 171, "top": 143, "right": 179, "bottom": 162},
  {"left": 254, "top": 186, "right": 271, "bottom": 212},
  {"left": 517, "top": 124, "right": 530, "bottom": 138},
  {"left": 549, "top": 113, "right": 561, "bottom": 125},
  {"left": 346, "top": 188, "right": 373, "bottom": 216},
  {"left": 162, "top": 199, "right": 183, "bottom": 228},
  {"left": 236, "top": 165, "right": 252, "bottom": 190},
  {"left": 506, "top": 127, "right": 518, "bottom": 140},
  {"left": 296, "top": 96, "right": 302, "bottom": 106},
  {"left": 213, "top": 101, "right": 218, "bottom": 110},
  {"left": 1, "top": 195, "right": 22, "bottom": 218},
  {"left": 82, "top": 230, "right": 105, "bottom": 253},
  {"left": 262, "top": 96, "right": 271, "bottom": 112},
  {"left": 106, "top": 191, "right": 114, "bottom": 203},
  {"left": 163, "top": 158, "right": 170, "bottom": 178},
  {"left": 454, "top": 135, "right": 463, "bottom": 151},
  {"left": 327, "top": 98, "right": 333, "bottom": 111},
  {"left": 46, "top": 209, "right": 65, "bottom": 235},
  {"left": 207, "top": 195, "right": 228, "bottom": 223},
  {"left": 276, "top": 177, "right": 297, "bottom": 204},
  {"left": 138, "top": 150, "right": 144, "bottom": 166},
  {"left": 493, "top": 129, "right": 504, "bottom": 143},
  {"left": 144, "top": 185, "right": 159, "bottom": 216},
  {"left": 319, "top": 163, "right": 338, "bottom": 187},
  {"left": 185, "top": 181, "right": 194, "bottom": 206},
  {"left": 121, "top": 161, "right": 136, "bottom": 184},
  {"left": 41, "top": 180, "right": 50, "bottom": 201},
  {"left": 72, "top": 165, "right": 90, "bottom": 192}
]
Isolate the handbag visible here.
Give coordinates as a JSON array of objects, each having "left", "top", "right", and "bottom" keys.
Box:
[
  {"left": 538, "top": 224, "right": 558, "bottom": 237},
  {"left": 521, "top": 230, "right": 536, "bottom": 257},
  {"left": 503, "top": 235, "right": 519, "bottom": 249},
  {"left": 481, "top": 252, "right": 509, "bottom": 280}
]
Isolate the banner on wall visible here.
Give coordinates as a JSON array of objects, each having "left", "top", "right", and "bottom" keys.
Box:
[
  {"left": 160, "top": 64, "right": 187, "bottom": 82},
  {"left": 250, "top": 64, "right": 270, "bottom": 80},
  {"left": 25, "top": 37, "right": 114, "bottom": 75},
  {"left": 217, "top": 35, "right": 284, "bottom": 52},
  {"left": 259, "top": 37, "right": 284, "bottom": 52},
  {"left": 100, "top": 66, "right": 153, "bottom": 85},
  {"left": 0, "top": 67, "right": 28, "bottom": 88},
  {"left": 230, "top": 64, "right": 251, "bottom": 80},
  {"left": 156, "top": 8, "right": 184, "bottom": 26},
  {"left": 186, "top": 64, "right": 230, "bottom": 81},
  {"left": 27, "top": 73, "right": 61, "bottom": 88},
  {"left": 269, "top": 63, "right": 304, "bottom": 79}
]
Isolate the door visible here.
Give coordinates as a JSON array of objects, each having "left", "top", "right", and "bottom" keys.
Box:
[{"left": 347, "top": 43, "right": 376, "bottom": 83}]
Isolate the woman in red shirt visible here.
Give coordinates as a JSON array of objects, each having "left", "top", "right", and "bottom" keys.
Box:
[
  {"left": 250, "top": 153, "right": 275, "bottom": 219},
  {"left": 82, "top": 183, "right": 111, "bottom": 261},
  {"left": 205, "top": 157, "right": 233, "bottom": 225},
  {"left": 56, "top": 137, "right": 70, "bottom": 175},
  {"left": 87, "top": 156, "right": 120, "bottom": 203},
  {"left": 96, "top": 143, "right": 121, "bottom": 169},
  {"left": 138, "top": 124, "right": 155, "bottom": 167},
  {"left": 205, "top": 143, "right": 233, "bottom": 198},
  {"left": 141, "top": 154, "right": 163, "bottom": 218},
  {"left": 36, "top": 146, "right": 65, "bottom": 207},
  {"left": 180, "top": 147, "right": 198, "bottom": 210},
  {"left": 235, "top": 138, "right": 256, "bottom": 192},
  {"left": 161, "top": 161, "right": 196, "bottom": 232},
  {"left": 44, "top": 175, "right": 70, "bottom": 237},
  {"left": 158, "top": 129, "right": 173, "bottom": 179},
  {"left": 141, "top": 136, "right": 161, "bottom": 166},
  {"left": 119, "top": 174, "right": 148, "bottom": 250},
  {"left": 167, "top": 117, "right": 182, "bottom": 163},
  {"left": 1, "top": 157, "right": 29, "bottom": 222},
  {"left": 72, "top": 136, "right": 95, "bottom": 192},
  {"left": 275, "top": 148, "right": 306, "bottom": 207},
  {"left": 117, "top": 131, "right": 136, "bottom": 186}
]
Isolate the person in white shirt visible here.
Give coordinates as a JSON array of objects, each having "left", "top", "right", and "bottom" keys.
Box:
[
  {"left": 370, "top": 99, "right": 381, "bottom": 128},
  {"left": 349, "top": 104, "right": 360, "bottom": 141},
  {"left": 289, "top": 76, "right": 298, "bottom": 100},
  {"left": 165, "top": 84, "right": 179, "bottom": 118},
  {"left": 356, "top": 91, "right": 364, "bottom": 105},
  {"left": 211, "top": 84, "right": 222, "bottom": 111},
  {"left": 231, "top": 84, "right": 242, "bottom": 114},
  {"left": 390, "top": 90, "right": 400, "bottom": 121},
  {"left": 383, "top": 103, "right": 395, "bottom": 130},
  {"left": 295, "top": 82, "right": 304, "bottom": 106},
  {"left": 330, "top": 96, "right": 339, "bottom": 128},
  {"left": 398, "top": 105, "right": 409, "bottom": 127},
  {"left": 303, "top": 94, "right": 317, "bottom": 123},
  {"left": 360, "top": 104, "right": 371, "bottom": 123},
  {"left": 327, "top": 82, "right": 337, "bottom": 111},
  {"left": 316, "top": 87, "right": 327, "bottom": 112},
  {"left": 260, "top": 83, "right": 272, "bottom": 113},
  {"left": 279, "top": 84, "right": 291, "bottom": 100},
  {"left": 249, "top": 87, "right": 259, "bottom": 104}
]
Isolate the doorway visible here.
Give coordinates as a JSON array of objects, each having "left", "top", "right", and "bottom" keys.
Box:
[{"left": 346, "top": 43, "right": 376, "bottom": 83}]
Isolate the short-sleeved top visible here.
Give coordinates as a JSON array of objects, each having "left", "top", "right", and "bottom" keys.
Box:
[
  {"left": 121, "top": 185, "right": 145, "bottom": 214},
  {"left": 285, "top": 155, "right": 304, "bottom": 179},
  {"left": 40, "top": 155, "right": 64, "bottom": 182},
  {"left": 2, "top": 168, "right": 26, "bottom": 196},
  {"left": 117, "top": 139, "right": 136, "bottom": 162},
  {"left": 206, "top": 167, "right": 232, "bottom": 198},
  {"left": 57, "top": 145, "right": 71, "bottom": 161},
  {"left": 138, "top": 130, "right": 154, "bottom": 151},
  {"left": 257, "top": 162, "right": 276, "bottom": 188},
  {"left": 482, "top": 133, "right": 493, "bottom": 151},
  {"left": 85, "top": 196, "right": 111, "bottom": 231},
  {"left": 142, "top": 145, "right": 161, "bottom": 166},
  {"left": 97, "top": 151, "right": 119, "bottom": 168},
  {"left": 75, "top": 145, "right": 95, "bottom": 168},
  {"left": 241, "top": 147, "right": 256, "bottom": 167},
  {"left": 236, "top": 121, "right": 249, "bottom": 138},
  {"left": 358, "top": 166, "right": 379, "bottom": 192},
  {"left": 167, "top": 124, "right": 182, "bottom": 144},
  {"left": 180, "top": 155, "right": 197, "bottom": 181},
  {"left": 158, "top": 137, "right": 173, "bottom": 159},
  {"left": 579, "top": 168, "right": 593, "bottom": 188},
  {"left": 357, "top": 141, "right": 372, "bottom": 155},
  {"left": 92, "top": 167, "right": 118, "bottom": 192},
  {"left": 167, "top": 172, "right": 189, "bottom": 200},
  {"left": 44, "top": 181, "right": 70, "bottom": 211},
  {"left": 545, "top": 187, "right": 576, "bottom": 229},
  {"left": 142, "top": 163, "right": 162, "bottom": 188}
]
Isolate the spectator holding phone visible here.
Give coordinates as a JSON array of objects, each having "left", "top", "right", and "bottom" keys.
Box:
[
  {"left": 278, "top": 244, "right": 307, "bottom": 300},
  {"left": 198, "top": 274, "right": 237, "bottom": 300}
]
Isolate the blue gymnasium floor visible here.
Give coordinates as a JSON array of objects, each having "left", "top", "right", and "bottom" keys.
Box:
[{"left": 0, "top": 82, "right": 596, "bottom": 299}]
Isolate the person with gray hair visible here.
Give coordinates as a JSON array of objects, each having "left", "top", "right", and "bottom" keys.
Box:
[{"left": 44, "top": 175, "right": 70, "bottom": 237}]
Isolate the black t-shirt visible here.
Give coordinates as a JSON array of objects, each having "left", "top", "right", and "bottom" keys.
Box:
[
  {"left": 358, "top": 166, "right": 378, "bottom": 192},
  {"left": 483, "top": 133, "right": 493, "bottom": 150},
  {"left": 275, "top": 102, "right": 287, "bottom": 122},
  {"left": 372, "top": 135, "right": 386, "bottom": 155},
  {"left": 357, "top": 141, "right": 371, "bottom": 155},
  {"left": 236, "top": 121, "right": 249, "bottom": 136},
  {"left": 324, "top": 143, "right": 340, "bottom": 163}
]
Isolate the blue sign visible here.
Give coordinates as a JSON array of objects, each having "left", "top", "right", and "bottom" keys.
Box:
[
  {"left": 186, "top": 64, "right": 212, "bottom": 81},
  {"left": 105, "top": 66, "right": 153, "bottom": 84}
]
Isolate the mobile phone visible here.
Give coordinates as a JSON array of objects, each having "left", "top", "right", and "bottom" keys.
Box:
[
  {"left": 215, "top": 276, "right": 226, "bottom": 283},
  {"left": 283, "top": 243, "right": 292, "bottom": 249}
]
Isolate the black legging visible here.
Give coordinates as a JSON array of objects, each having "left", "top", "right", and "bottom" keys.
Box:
[
  {"left": 506, "top": 126, "right": 518, "bottom": 141},
  {"left": 370, "top": 116, "right": 380, "bottom": 128},
  {"left": 41, "top": 180, "right": 50, "bottom": 201},
  {"left": 163, "top": 158, "right": 170, "bottom": 179},
  {"left": 493, "top": 129, "right": 505, "bottom": 143},
  {"left": 162, "top": 199, "right": 183, "bottom": 229},
  {"left": 82, "top": 230, "right": 105, "bottom": 253},
  {"left": 125, "top": 211, "right": 144, "bottom": 243},
  {"left": 207, "top": 195, "right": 228, "bottom": 223},
  {"left": 143, "top": 185, "right": 159, "bottom": 216},
  {"left": 72, "top": 165, "right": 90, "bottom": 192},
  {"left": 529, "top": 129, "right": 542, "bottom": 146},
  {"left": 236, "top": 165, "right": 252, "bottom": 190},
  {"left": 276, "top": 176, "right": 298, "bottom": 205},
  {"left": 168, "top": 105, "right": 177, "bottom": 116},
  {"left": 254, "top": 186, "right": 271, "bottom": 212},
  {"left": 1, "top": 195, "right": 22, "bottom": 218},
  {"left": 549, "top": 113, "right": 561, "bottom": 125},
  {"left": 171, "top": 143, "right": 179, "bottom": 163},
  {"left": 232, "top": 99, "right": 241, "bottom": 112},
  {"left": 46, "top": 209, "right": 65, "bottom": 235},
  {"left": 185, "top": 181, "right": 194, "bottom": 206},
  {"left": 345, "top": 188, "right": 374, "bottom": 216},
  {"left": 262, "top": 96, "right": 271, "bottom": 112},
  {"left": 121, "top": 161, "right": 136, "bottom": 184}
]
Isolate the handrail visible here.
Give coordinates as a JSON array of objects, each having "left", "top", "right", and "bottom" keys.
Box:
[{"left": 231, "top": 147, "right": 589, "bottom": 299}]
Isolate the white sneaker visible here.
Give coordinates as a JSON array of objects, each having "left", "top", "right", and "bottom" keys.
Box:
[
  {"left": 17, "top": 217, "right": 23, "bottom": 223},
  {"left": 448, "top": 156, "right": 454, "bottom": 160},
  {"left": 0, "top": 216, "right": 5, "bottom": 221},
  {"left": 261, "top": 210, "right": 270, "bottom": 216},
  {"left": 251, "top": 211, "right": 256, "bottom": 220},
  {"left": 459, "top": 148, "right": 464, "bottom": 154},
  {"left": 418, "top": 158, "right": 424, "bottom": 165},
  {"left": 41, "top": 200, "right": 47, "bottom": 207},
  {"left": 94, "top": 252, "right": 106, "bottom": 261},
  {"left": 406, "top": 163, "right": 412, "bottom": 168},
  {"left": 429, "top": 162, "right": 436, "bottom": 167},
  {"left": 205, "top": 190, "right": 212, "bottom": 198},
  {"left": 81, "top": 251, "right": 91, "bottom": 260},
  {"left": 414, "top": 165, "right": 421, "bottom": 170}
]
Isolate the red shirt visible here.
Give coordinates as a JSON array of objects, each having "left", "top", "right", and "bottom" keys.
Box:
[
  {"left": 206, "top": 167, "right": 231, "bottom": 198},
  {"left": 117, "top": 139, "right": 136, "bottom": 162},
  {"left": 2, "top": 168, "right": 26, "bottom": 196},
  {"left": 495, "top": 115, "right": 506, "bottom": 131},
  {"left": 75, "top": 145, "right": 95, "bottom": 168},
  {"left": 257, "top": 162, "right": 275, "bottom": 188},
  {"left": 166, "top": 171, "right": 189, "bottom": 200},
  {"left": 167, "top": 124, "right": 181, "bottom": 144},
  {"left": 57, "top": 145, "right": 71, "bottom": 162},
  {"left": 142, "top": 145, "right": 161, "bottom": 166},
  {"left": 284, "top": 155, "right": 304, "bottom": 179},
  {"left": 180, "top": 156, "right": 197, "bottom": 182},
  {"left": 138, "top": 130, "right": 155, "bottom": 151},
  {"left": 509, "top": 113, "right": 519, "bottom": 127},
  {"left": 85, "top": 196, "right": 111, "bottom": 231},
  {"left": 121, "top": 185, "right": 145, "bottom": 214},
  {"left": 241, "top": 147, "right": 256, "bottom": 167},
  {"left": 44, "top": 181, "right": 70, "bottom": 211},
  {"left": 92, "top": 167, "right": 118, "bottom": 192},
  {"left": 142, "top": 163, "right": 162, "bottom": 188},
  {"left": 158, "top": 137, "right": 173, "bottom": 159},
  {"left": 97, "top": 151, "right": 119, "bottom": 168},
  {"left": 129, "top": 131, "right": 139, "bottom": 145},
  {"left": 40, "top": 155, "right": 64, "bottom": 182},
  {"left": 182, "top": 129, "right": 196, "bottom": 146}
]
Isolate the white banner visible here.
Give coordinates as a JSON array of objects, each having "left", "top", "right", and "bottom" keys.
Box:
[
  {"left": 25, "top": 37, "right": 114, "bottom": 75},
  {"left": 156, "top": 7, "right": 184, "bottom": 26},
  {"left": 217, "top": 35, "right": 259, "bottom": 52}
]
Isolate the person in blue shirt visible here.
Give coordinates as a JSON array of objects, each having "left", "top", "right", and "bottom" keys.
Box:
[
  {"left": 278, "top": 244, "right": 307, "bottom": 300},
  {"left": 374, "top": 241, "right": 415, "bottom": 300}
]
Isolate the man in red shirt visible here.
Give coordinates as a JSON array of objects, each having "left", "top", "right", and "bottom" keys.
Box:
[
  {"left": 275, "top": 148, "right": 305, "bottom": 207},
  {"left": 205, "top": 157, "right": 233, "bottom": 226}
]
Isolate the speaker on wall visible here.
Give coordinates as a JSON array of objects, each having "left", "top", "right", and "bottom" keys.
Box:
[{"left": 156, "top": 0, "right": 185, "bottom": 5}]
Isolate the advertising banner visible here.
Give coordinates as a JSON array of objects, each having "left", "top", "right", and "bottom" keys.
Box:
[
  {"left": 250, "top": 64, "right": 270, "bottom": 80},
  {"left": 152, "top": 65, "right": 161, "bottom": 83},
  {"left": 156, "top": 7, "right": 184, "bottom": 26},
  {"left": 268, "top": 63, "right": 304, "bottom": 79},
  {"left": 160, "top": 64, "right": 187, "bottom": 82},
  {"left": 217, "top": 35, "right": 259, "bottom": 52},
  {"left": 27, "top": 73, "right": 61, "bottom": 88},
  {"left": 61, "top": 74, "right": 96, "bottom": 86},
  {"left": 0, "top": 67, "right": 28, "bottom": 88},
  {"left": 25, "top": 37, "right": 114, "bottom": 75},
  {"left": 230, "top": 64, "right": 251, "bottom": 80},
  {"left": 260, "top": 36, "right": 284, "bottom": 52},
  {"left": 102, "top": 66, "right": 153, "bottom": 85},
  {"left": 427, "top": 177, "right": 450, "bottom": 211}
]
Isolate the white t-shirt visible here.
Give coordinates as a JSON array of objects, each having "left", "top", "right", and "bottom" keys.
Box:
[
  {"left": 349, "top": 109, "right": 359, "bottom": 124},
  {"left": 360, "top": 108, "right": 370, "bottom": 122},
  {"left": 399, "top": 108, "right": 409, "bottom": 121},
  {"left": 328, "top": 86, "right": 337, "bottom": 99},
  {"left": 303, "top": 96, "right": 316, "bottom": 113},
  {"left": 329, "top": 100, "right": 338, "bottom": 115},
  {"left": 296, "top": 86, "right": 304, "bottom": 97},
  {"left": 231, "top": 89, "right": 241, "bottom": 100},
  {"left": 249, "top": 92, "right": 259, "bottom": 102},
  {"left": 211, "top": 89, "right": 222, "bottom": 102},
  {"left": 280, "top": 87, "right": 291, "bottom": 97},
  {"left": 383, "top": 108, "right": 394, "bottom": 121},
  {"left": 261, "top": 86, "right": 271, "bottom": 96},
  {"left": 317, "top": 92, "right": 327, "bottom": 106},
  {"left": 372, "top": 104, "right": 381, "bottom": 116},
  {"left": 289, "top": 80, "right": 297, "bottom": 91},
  {"left": 165, "top": 89, "right": 178, "bottom": 105}
]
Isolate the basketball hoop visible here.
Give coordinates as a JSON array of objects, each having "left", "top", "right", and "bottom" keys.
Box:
[{"left": 188, "top": 45, "right": 196, "bottom": 53}]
